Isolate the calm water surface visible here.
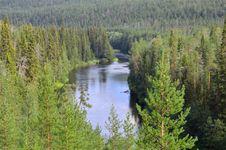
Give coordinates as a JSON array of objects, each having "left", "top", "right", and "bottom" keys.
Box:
[{"left": 72, "top": 62, "right": 134, "bottom": 135}]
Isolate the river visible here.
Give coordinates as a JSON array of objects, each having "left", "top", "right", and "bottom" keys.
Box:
[{"left": 70, "top": 62, "right": 135, "bottom": 135}]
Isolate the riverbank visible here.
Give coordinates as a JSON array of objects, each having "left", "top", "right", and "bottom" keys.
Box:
[{"left": 74, "top": 60, "right": 99, "bottom": 69}]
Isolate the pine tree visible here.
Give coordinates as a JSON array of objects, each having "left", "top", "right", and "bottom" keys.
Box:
[
  {"left": 20, "top": 81, "right": 41, "bottom": 149},
  {"left": 90, "top": 126, "right": 105, "bottom": 150},
  {"left": 177, "top": 37, "right": 185, "bottom": 54},
  {"left": 78, "top": 83, "right": 92, "bottom": 111},
  {"left": 19, "top": 24, "right": 40, "bottom": 81},
  {"left": 37, "top": 64, "right": 59, "bottom": 150},
  {"left": 26, "top": 25, "right": 39, "bottom": 81},
  {"left": 106, "top": 105, "right": 123, "bottom": 150},
  {"left": 57, "top": 89, "right": 80, "bottom": 150},
  {"left": 57, "top": 85, "right": 104, "bottom": 150},
  {"left": 102, "top": 30, "right": 114, "bottom": 61},
  {"left": 137, "top": 53, "right": 197, "bottom": 149},
  {"left": 80, "top": 31, "right": 93, "bottom": 62},
  {"left": 88, "top": 27, "right": 98, "bottom": 56},
  {"left": 202, "top": 117, "right": 226, "bottom": 150},
  {"left": 217, "top": 17, "right": 226, "bottom": 121},
  {"left": 0, "top": 66, "right": 21, "bottom": 149},
  {"left": 63, "top": 28, "right": 78, "bottom": 66},
  {"left": 57, "top": 44, "right": 70, "bottom": 83},
  {"left": 17, "top": 30, "right": 28, "bottom": 78},
  {"left": 46, "top": 26, "right": 61, "bottom": 78},
  {"left": 122, "top": 112, "right": 135, "bottom": 150},
  {"left": 0, "top": 18, "right": 16, "bottom": 74},
  {"left": 210, "top": 27, "right": 222, "bottom": 50},
  {"left": 197, "top": 35, "right": 215, "bottom": 109},
  {"left": 169, "top": 31, "right": 178, "bottom": 80}
]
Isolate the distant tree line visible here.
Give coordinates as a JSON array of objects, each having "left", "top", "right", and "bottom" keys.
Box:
[{"left": 0, "top": 0, "right": 224, "bottom": 28}]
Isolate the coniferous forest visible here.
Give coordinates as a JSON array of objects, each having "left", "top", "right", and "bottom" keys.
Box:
[{"left": 0, "top": 0, "right": 225, "bottom": 150}]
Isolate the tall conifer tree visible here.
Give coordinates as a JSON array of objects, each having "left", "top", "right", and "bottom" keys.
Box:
[
  {"left": 217, "top": 17, "right": 226, "bottom": 121},
  {"left": 0, "top": 18, "right": 16, "bottom": 74},
  {"left": 137, "top": 52, "right": 197, "bottom": 149}
]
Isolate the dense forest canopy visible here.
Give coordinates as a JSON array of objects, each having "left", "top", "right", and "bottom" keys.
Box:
[
  {"left": 128, "top": 19, "right": 226, "bottom": 149},
  {"left": 0, "top": 0, "right": 224, "bottom": 27},
  {"left": 0, "top": 0, "right": 226, "bottom": 149},
  {"left": 0, "top": 19, "right": 129, "bottom": 149}
]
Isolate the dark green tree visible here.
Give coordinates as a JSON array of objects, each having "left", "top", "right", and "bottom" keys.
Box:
[
  {"left": 0, "top": 18, "right": 16, "bottom": 74},
  {"left": 18, "top": 24, "right": 40, "bottom": 81},
  {"left": 137, "top": 53, "right": 197, "bottom": 149},
  {"left": 202, "top": 117, "right": 226, "bottom": 150},
  {"left": 169, "top": 30, "right": 178, "bottom": 80},
  {"left": 216, "top": 17, "right": 226, "bottom": 121}
]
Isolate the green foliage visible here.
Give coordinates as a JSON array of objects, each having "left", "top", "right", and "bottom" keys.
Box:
[
  {"left": 0, "top": 20, "right": 111, "bottom": 149},
  {"left": 37, "top": 64, "right": 60, "bottom": 149},
  {"left": 0, "top": 0, "right": 224, "bottom": 28},
  {"left": 122, "top": 112, "right": 136, "bottom": 150},
  {"left": 106, "top": 106, "right": 123, "bottom": 150},
  {"left": 88, "top": 27, "right": 114, "bottom": 62},
  {"left": 137, "top": 55, "right": 197, "bottom": 149},
  {"left": 216, "top": 18, "right": 226, "bottom": 121},
  {"left": 0, "top": 6, "right": 225, "bottom": 149},
  {"left": 0, "top": 66, "right": 21, "bottom": 149},
  {"left": 128, "top": 21, "right": 225, "bottom": 149},
  {"left": 128, "top": 37, "right": 164, "bottom": 104},
  {"left": 57, "top": 85, "right": 104, "bottom": 150},
  {"left": 17, "top": 24, "right": 40, "bottom": 81},
  {"left": 0, "top": 18, "right": 16, "bottom": 74},
  {"left": 169, "top": 30, "right": 178, "bottom": 80},
  {"left": 0, "top": 62, "right": 105, "bottom": 149},
  {"left": 202, "top": 117, "right": 226, "bottom": 150},
  {"left": 19, "top": 80, "right": 41, "bottom": 149},
  {"left": 106, "top": 106, "right": 136, "bottom": 150}
]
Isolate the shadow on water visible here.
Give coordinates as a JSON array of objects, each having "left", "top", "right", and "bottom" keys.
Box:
[
  {"left": 129, "top": 91, "right": 140, "bottom": 124},
  {"left": 99, "top": 68, "right": 107, "bottom": 83}
]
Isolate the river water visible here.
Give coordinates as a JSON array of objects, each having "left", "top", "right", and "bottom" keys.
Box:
[{"left": 71, "top": 62, "right": 135, "bottom": 135}]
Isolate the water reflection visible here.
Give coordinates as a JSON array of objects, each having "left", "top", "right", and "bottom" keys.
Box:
[
  {"left": 70, "top": 62, "right": 136, "bottom": 135},
  {"left": 129, "top": 92, "right": 140, "bottom": 124},
  {"left": 99, "top": 68, "right": 107, "bottom": 83}
]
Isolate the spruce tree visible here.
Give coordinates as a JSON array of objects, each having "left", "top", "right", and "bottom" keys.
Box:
[
  {"left": 217, "top": 17, "right": 226, "bottom": 121},
  {"left": 78, "top": 83, "right": 92, "bottom": 111},
  {"left": 102, "top": 30, "right": 114, "bottom": 61},
  {"left": 122, "top": 112, "right": 135, "bottom": 150},
  {"left": 46, "top": 26, "right": 61, "bottom": 77},
  {"left": 37, "top": 64, "right": 59, "bottom": 150},
  {"left": 20, "top": 24, "right": 40, "bottom": 81},
  {"left": 137, "top": 53, "right": 197, "bottom": 149},
  {"left": 106, "top": 105, "right": 123, "bottom": 150},
  {"left": 169, "top": 30, "right": 178, "bottom": 80},
  {"left": 26, "top": 25, "right": 39, "bottom": 81},
  {"left": 202, "top": 117, "right": 226, "bottom": 150},
  {"left": 210, "top": 27, "right": 222, "bottom": 50},
  {"left": 0, "top": 66, "right": 21, "bottom": 149},
  {"left": 57, "top": 44, "right": 70, "bottom": 83},
  {"left": 80, "top": 31, "right": 93, "bottom": 62},
  {"left": 57, "top": 85, "right": 104, "bottom": 150},
  {"left": 20, "top": 81, "right": 41, "bottom": 149},
  {"left": 0, "top": 18, "right": 16, "bottom": 74},
  {"left": 57, "top": 89, "right": 80, "bottom": 150}
]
